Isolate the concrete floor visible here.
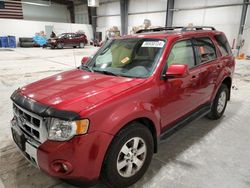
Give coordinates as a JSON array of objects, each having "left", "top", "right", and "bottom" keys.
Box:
[{"left": 0, "top": 47, "right": 250, "bottom": 188}]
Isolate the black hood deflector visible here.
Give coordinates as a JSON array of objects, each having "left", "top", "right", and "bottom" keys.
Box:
[{"left": 11, "top": 90, "right": 81, "bottom": 121}]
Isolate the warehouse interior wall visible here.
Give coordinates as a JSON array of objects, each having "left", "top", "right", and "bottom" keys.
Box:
[
  {"left": 0, "top": 19, "right": 93, "bottom": 44},
  {"left": 96, "top": 0, "right": 167, "bottom": 39},
  {"left": 75, "top": 4, "right": 89, "bottom": 24},
  {"left": 95, "top": 0, "right": 250, "bottom": 54},
  {"left": 96, "top": 1, "right": 121, "bottom": 40},
  {"left": 128, "top": 0, "right": 167, "bottom": 33},
  {"left": 173, "top": 0, "right": 243, "bottom": 47},
  {"left": 22, "top": 0, "right": 70, "bottom": 23}
]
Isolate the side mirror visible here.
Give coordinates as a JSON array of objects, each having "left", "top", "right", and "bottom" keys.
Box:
[
  {"left": 164, "top": 64, "right": 189, "bottom": 78},
  {"left": 81, "top": 57, "right": 90, "bottom": 65}
]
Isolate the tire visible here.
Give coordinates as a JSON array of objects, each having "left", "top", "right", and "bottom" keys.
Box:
[
  {"left": 19, "top": 37, "right": 33, "bottom": 42},
  {"left": 57, "top": 43, "right": 63, "bottom": 49},
  {"left": 101, "top": 122, "right": 154, "bottom": 188},
  {"left": 207, "top": 84, "right": 229, "bottom": 120},
  {"left": 79, "top": 42, "right": 85, "bottom": 48},
  {"left": 20, "top": 42, "right": 35, "bottom": 47}
]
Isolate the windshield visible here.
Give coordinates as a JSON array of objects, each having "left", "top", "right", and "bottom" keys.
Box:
[
  {"left": 86, "top": 38, "right": 166, "bottom": 78},
  {"left": 57, "top": 33, "right": 65, "bottom": 38}
]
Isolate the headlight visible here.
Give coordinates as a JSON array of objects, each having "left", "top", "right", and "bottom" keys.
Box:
[{"left": 48, "top": 118, "right": 89, "bottom": 141}]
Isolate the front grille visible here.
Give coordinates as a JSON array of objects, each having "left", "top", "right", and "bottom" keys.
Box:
[{"left": 13, "top": 103, "right": 47, "bottom": 143}]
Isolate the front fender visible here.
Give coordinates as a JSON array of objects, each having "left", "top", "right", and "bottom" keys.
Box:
[{"left": 87, "top": 101, "right": 161, "bottom": 137}]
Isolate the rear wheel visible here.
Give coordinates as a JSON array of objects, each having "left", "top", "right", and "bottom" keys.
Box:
[
  {"left": 207, "top": 84, "right": 229, "bottom": 120},
  {"left": 101, "top": 122, "right": 154, "bottom": 188}
]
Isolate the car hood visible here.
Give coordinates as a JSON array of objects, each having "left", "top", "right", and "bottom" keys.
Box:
[{"left": 19, "top": 69, "right": 145, "bottom": 113}]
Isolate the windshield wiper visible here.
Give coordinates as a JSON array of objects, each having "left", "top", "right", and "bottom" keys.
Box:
[
  {"left": 81, "top": 65, "right": 94, "bottom": 72},
  {"left": 94, "top": 69, "right": 118, "bottom": 76}
]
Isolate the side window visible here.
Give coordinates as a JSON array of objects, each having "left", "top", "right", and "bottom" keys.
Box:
[
  {"left": 167, "top": 40, "right": 195, "bottom": 69},
  {"left": 214, "top": 34, "right": 232, "bottom": 56},
  {"left": 194, "top": 37, "right": 216, "bottom": 64}
]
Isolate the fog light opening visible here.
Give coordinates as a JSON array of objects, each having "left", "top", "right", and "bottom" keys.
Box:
[
  {"left": 62, "top": 163, "right": 68, "bottom": 172},
  {"left": 51, "top": 161, "right": 72, "bottom": 174}
]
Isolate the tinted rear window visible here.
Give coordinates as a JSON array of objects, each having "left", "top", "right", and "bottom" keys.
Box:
[
  {"left": 215, "top": 34, "right": 232, "bottom": 56},
  {"left": 194, "top": 37, "right": 217, "bottom": 64}
]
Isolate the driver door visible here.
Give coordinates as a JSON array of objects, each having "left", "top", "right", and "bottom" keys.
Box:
[{"left": 159, "top": 39, "right": 201, "bottom": 130}]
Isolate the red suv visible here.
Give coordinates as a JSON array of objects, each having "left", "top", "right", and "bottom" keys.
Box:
[
  {"left": 48, "top": 32, "right": 88, "bottom": 49},
  {"left": 10, "top": 26, "right": 234, "bottom": 187}
]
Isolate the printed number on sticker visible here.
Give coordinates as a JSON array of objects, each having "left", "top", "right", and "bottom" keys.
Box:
[{"left": 141, "top": 41, "right": 165, "bottom": 48}]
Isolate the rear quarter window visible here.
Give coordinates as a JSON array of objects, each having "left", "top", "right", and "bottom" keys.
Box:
[
  {"left": 214, "top": 34, "right": 232, "bottom": 56},
  {"left": 194, "top": 37, "right": 217, "bottom": 64}
]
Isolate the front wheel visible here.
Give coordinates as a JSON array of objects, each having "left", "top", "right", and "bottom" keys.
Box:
[
  {"left": 57, "top": 43, "right": 63, "bottom": 49},
  {"left": 101, "top": 122, "right": 154, "bottom": 188},
  {"left": 207, "top": 84, "right": 229, "bottom": 120}
]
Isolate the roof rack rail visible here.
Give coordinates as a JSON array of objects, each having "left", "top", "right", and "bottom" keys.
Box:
[{"left": 135, "top": 26, "right": 216, "bottom": 33}]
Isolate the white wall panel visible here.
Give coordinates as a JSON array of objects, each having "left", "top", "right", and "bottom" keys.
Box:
[
  {"left": 96, "top": 1, "right": 121, "bottom": 40},
  {"left": 22, "top": 0, "right": 70, "bottom": 23},
  {"left": 128, "top": 0, "right": 167, "bottom": 30},
  {"left": 128, "top": 12, "right": 166, "bottom": 33},
  {"left": 175, "top": 0, "right": 242, "bottom": 9},
  {"left": 97, "top": 1, "right": 120, "bottom": 15},
  {"left": 96, "top": 16, "right": 121, "bottom": 40},
  {"left": 173, "top": 0, "right": 243, "bottom": 47},
  {"left": 128, "top": 0, "right": 167, "bottom": 13}
]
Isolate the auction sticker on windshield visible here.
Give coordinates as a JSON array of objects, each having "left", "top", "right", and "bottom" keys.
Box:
[{"left": 141, "top": 41, "right": 165, "bottom": 48}]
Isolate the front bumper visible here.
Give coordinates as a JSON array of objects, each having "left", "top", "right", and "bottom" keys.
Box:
[
  {"left": 46, "top": 42, "right": 56, "bottom": 47},
  {"left": 11, "top": 118, "right": 113, "bottom": 182},
  {"left": 37, "top": 131, "right": 113, "bottom": 182}
]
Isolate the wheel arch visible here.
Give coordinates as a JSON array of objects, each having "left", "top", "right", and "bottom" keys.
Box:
[
  {"left": 101, "top": 116, "right": 158, "bottom": 172},
  {"left": 129, "top": 117, "right": 158, "bottom": 153},
  {"left": 222, "top": 76, "right": 232, "bottom": 100}
]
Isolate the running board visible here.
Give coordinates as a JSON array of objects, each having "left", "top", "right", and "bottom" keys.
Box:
[{"left": 159, "top": 104, "right": 211, "bottom": 142}]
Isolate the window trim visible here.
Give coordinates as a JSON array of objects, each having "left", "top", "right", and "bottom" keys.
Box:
[
  {"left": 160, "top": 38, "right": 196, "bottom": 79},
  {"left": 214, "top": 34, "right": 232, "bottom": 56},
  {"left": 192, "top": 36, "right": 218, "bottom": 66}
]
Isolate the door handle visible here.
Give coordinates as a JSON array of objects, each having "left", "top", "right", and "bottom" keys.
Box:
[
  {"left": 190, "top": 75, "right": 197, "bottom": 81},
  {"left": 191, "top": 75, "right": 196, "bottom": 79},
  {"left": 190, "top": 75, "right": 198, "bottom": 86}
]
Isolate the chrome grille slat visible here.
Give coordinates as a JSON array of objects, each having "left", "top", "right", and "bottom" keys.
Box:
[{"left": 13, "top": 103, "right": 47, "bottom": 143}]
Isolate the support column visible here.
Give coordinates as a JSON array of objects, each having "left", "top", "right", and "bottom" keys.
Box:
[
  {"left": 237, "top": 0, "right": 249, "bottom": 54},
  {"left": 120, "top": 0, "right": 128, "bottom": 35},
  {"left": 88, "top": 7, "right": 97, "bottom": 38},
  {"left": 67, "top": 1, "right": 75, "bottom": 23},
  {"left": 238, "top": 0, "right": 249, "bottom": 35},
  {"left": 165, "top": 0, "right": 174, "bottom": 27}
]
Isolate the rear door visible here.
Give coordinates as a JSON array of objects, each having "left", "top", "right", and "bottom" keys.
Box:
[
  {"left": 69, "top": 33, "right": 77, "bottom": 46},
  {"left": 63, "top": 34, "right": 73, "bottom": 46},
  {"left": 193, "top": 36, "right": 220, "bottom": 105},
  {"left": 159, "top": 39, "right": 201, "bottom": 129}
]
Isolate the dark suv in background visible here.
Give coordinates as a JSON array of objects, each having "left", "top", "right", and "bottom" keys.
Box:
[{"left": 48, "top": 32, "right": 88, "bottom": 49}]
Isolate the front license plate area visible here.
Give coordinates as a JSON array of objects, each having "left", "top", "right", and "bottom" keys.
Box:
[{"left": 11, "top": 127, "right": 26, "bottom": 151}]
